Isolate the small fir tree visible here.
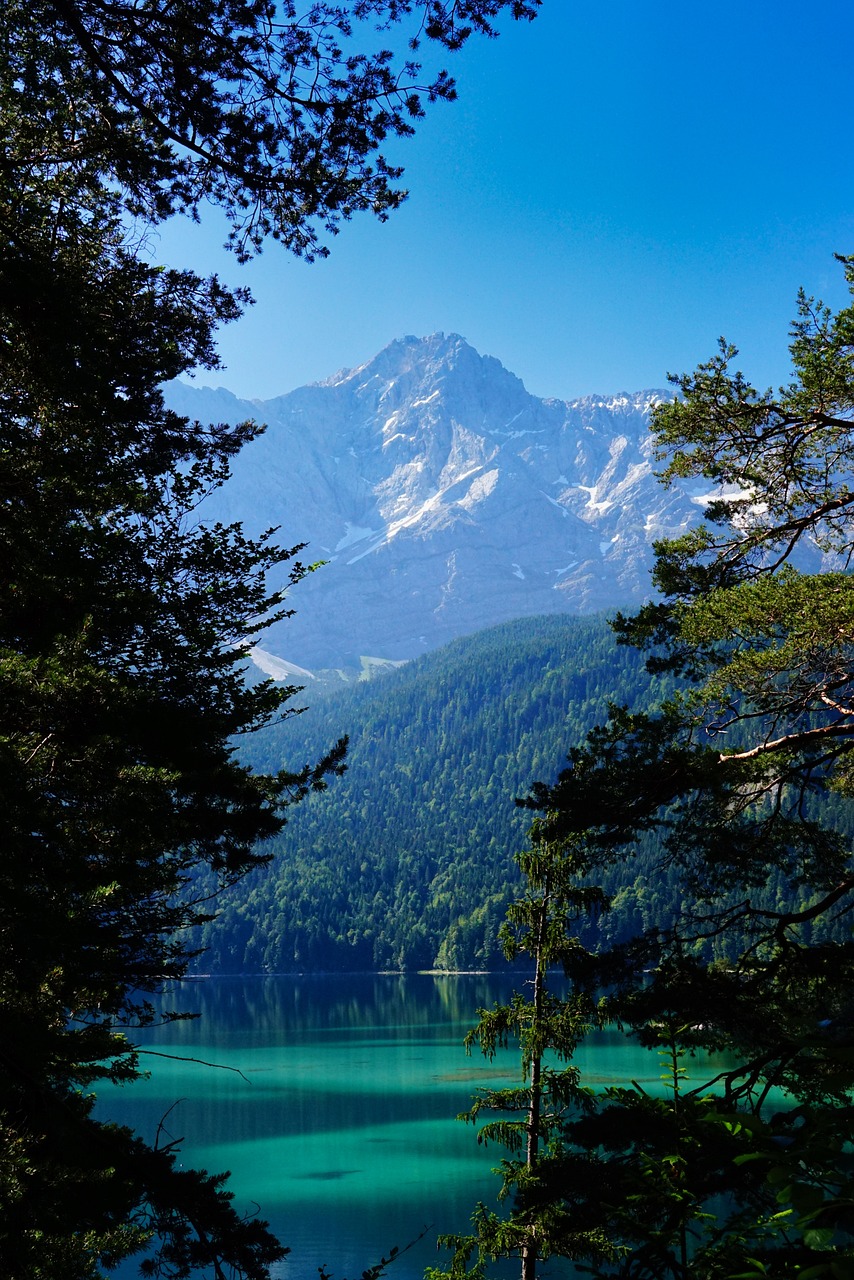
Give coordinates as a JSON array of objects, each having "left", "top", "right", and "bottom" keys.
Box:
[{"left": 429, "top": 827, "right": 614, "bottom": 1280}]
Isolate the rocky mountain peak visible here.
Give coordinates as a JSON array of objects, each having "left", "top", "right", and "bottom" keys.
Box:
[{"left": 164, "top": 337, "right": 688, "bottom": 670}]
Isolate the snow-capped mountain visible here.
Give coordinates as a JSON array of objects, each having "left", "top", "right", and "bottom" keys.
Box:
[{"left": 165, "top": 333, "right": 701, "bottom": 669}]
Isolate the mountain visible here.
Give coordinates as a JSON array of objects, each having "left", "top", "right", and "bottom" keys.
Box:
[
  {"left": 200, "top": 614, "right": 670, "bottom": 973},
  {"left": 202, "top": 611, "right": 854, "bottom": 973},
  {"left": 165, "top": 333, "right": 702, "bottom": 669}
]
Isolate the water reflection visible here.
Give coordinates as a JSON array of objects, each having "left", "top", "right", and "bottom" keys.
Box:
[
  {"left": 99, "top": 974, "right": 710, "bottom": 1280},
  {"left": 161, "top": 972, "right": 525, "bottom": 1041}
]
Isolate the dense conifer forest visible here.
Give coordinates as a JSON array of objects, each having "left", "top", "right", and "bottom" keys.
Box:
[
  {"left": 9, "top": 0, "right": 854, "bottom": 1271},
  {"left": 201, "top": 615, "right": 668, "bottom": 971},
  {"left": 206, "top": 611, "right": 854, "bottom": 975}
]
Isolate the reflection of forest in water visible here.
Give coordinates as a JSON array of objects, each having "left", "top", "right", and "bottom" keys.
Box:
[
  {"left": 158, "top": 972, "right": 529, "bottom": 1044},
  {"left": 117, "top": 975, "right": 531, "bottom": 1157},
  {"left": 103, "top": 975, "right": 728, "bottom": 1280},
  {"left": 146, "top": 973, "right": 720, "bottom": 1087},
  {"left": 105, "top": 975, "right": 534, "bottom": 1280}
]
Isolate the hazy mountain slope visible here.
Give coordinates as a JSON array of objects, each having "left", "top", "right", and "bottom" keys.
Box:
[
  {"left": 199, "top": 611, "right": 853, "bottom": 973},
  {"left": 166, "top": 334, "right": 702, "bottom": 667},
  {"left": 198, "top": 614, "right": 671, "bottom": 972}
]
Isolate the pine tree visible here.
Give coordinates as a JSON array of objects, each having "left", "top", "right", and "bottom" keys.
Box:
[
  {"left": 430, "top": 829, "right": 613, "bottom": 1280},
  {"left": 1, "top": 1, "right": 541, "bottom": 1273},
  {"left": 520, "top": 257, "right": 854, "bottom": 1277}
]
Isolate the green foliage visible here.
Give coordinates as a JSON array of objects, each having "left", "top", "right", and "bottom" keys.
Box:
[
  {"left": 512, "top": 260, "right": 854, "bottom": 1277},
  {"left": 0, "top": 186, "right": 342, "bottom": 1274},
  {"left": 7, "top": 0, "right": 540, "bottom": 261},
  {"left": 205, "top": 603, "right": 854, "bottom": 973},
  {"left": 431, "top": 833, "right": 611, "bottom": 1280},
  {"left": 2, "top": 0, "right": 542, "bottom": 1273},
  {"left": 201, "top": 614, "right": 676, "bottom": 971}
]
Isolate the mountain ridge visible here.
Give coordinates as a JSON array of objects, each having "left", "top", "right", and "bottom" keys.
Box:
[{"left": 165, "top": 334, "right": 697, "bottom": 668}]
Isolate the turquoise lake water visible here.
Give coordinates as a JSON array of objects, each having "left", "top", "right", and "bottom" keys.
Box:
[{"left": 97, "top": 974, "right": 719, "bottom": 1280}]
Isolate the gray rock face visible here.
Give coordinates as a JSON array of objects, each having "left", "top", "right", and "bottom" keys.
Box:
[{"left": 165, "top": 333, "right": 702, "bottom": 668}]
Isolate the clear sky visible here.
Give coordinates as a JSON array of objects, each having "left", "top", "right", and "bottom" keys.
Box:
[{"left": 154, "top": 0, "right": 854, "bottom": 404}]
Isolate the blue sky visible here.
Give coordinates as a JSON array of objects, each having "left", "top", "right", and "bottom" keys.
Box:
[{"left": 156, "top": 0, "right": 854, "bottom": 403}]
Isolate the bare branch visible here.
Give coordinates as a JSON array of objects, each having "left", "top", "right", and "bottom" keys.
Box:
[{"left": 718, "top": 720, "right": 854, "bottom": 764}]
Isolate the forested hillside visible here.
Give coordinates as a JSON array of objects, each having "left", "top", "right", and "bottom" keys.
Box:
[{"left": 200, "top": 615, "right": 672, "bottom": 972}]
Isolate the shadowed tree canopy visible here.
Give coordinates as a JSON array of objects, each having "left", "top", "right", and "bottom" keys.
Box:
[
  {"left": 0, "top": 0, "right": 540, "bottom": 1274},
  {"left": 0, "top": 193, "right": 350, "bottom": 1277},
  {"left": 9, "top": 0, "right": 540, "bottom": 259}
]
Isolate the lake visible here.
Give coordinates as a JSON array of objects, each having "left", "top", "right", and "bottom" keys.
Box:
[{"left": 97, "top": 974, "right": 708, "bottom": 1280}]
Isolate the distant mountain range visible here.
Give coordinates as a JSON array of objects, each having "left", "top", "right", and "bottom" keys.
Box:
[{"left": 165, "top": 333, "right": 707, "bottom": 670}]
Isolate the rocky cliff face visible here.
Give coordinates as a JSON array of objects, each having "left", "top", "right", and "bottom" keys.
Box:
[{"left": 165, "top": 333, "right": 702, "bottom": 669}]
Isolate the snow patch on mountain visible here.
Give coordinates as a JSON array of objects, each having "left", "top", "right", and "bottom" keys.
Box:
[{"left": 164, "top": 333, "right": 710, "bottom": 667}]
